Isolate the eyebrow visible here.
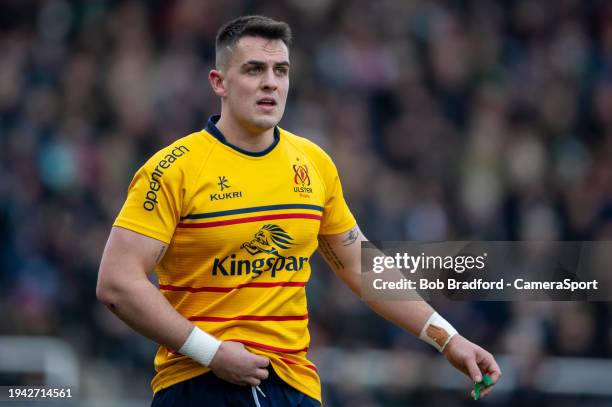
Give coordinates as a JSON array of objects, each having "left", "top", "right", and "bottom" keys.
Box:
[{"left": 242, "top": 60, "right": 290, "bottom": 68}]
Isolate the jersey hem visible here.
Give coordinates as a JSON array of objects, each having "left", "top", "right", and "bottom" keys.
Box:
[
  {"left": 152, "top": 365, "right": 209, "bottom": 394},
  {"left": 271, "top": 362, "right": 322, "bottom": 403},
  {"left": 151, "top": 362, "right": 322, "bottom": 404},
  {"left": 319, "top": 220, "right": 357, "bottom": 236},
  {"left": 113, "top": 220, "right": 172, "bottom": 244}
]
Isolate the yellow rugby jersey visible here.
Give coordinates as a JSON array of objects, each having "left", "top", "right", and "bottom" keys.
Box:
[{"left": 114, "top": 115, "right": 356, "bottom": 403}]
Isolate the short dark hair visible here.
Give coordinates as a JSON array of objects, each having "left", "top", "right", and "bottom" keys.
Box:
[{"left": 215, "top": 15, "right": 292, "bottom": 68}]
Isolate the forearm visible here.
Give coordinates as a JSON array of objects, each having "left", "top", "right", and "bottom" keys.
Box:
[
  {"left": 319, "top": 229, "right": 501, "bottom": 393},
  {"left": 98, "top": 276, "right": 194, "bottom": 351},
  {"left": 326, "top": 249, "right": 434, "bottom": 336},
  {"left": 368, "top": 299, "right": 433, "bottom": 337},
  {"left": 319, "top": 228, "right": 434, "bottom": 336}
]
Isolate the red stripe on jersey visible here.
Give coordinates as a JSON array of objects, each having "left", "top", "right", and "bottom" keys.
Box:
[
  {"left": 224, "top": 339, "right": 309, "bottom": 354},
  {"left": 280, "top": 357, "right": 318, "bottom": 372},
  {"left": 159, "top": 281, "right": 307, "bottom": 293},
  {"left": 177, "top": 213, "right": 322, "bottom": 228},
  {"left": 188, "top": 314, "right": 309, "bottom": 322}
]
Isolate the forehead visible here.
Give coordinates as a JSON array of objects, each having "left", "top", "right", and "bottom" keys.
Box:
[{"left": 229, "top": 36, "right": 289, "bottom": 65}]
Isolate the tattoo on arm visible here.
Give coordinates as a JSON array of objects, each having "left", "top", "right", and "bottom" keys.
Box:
[
  {"left": 342, "top": 226, "right": 360, "bottom": 246},
  {"left": 318, "top": 236, "right": 345, "bottom": 270},
  {"left": 155, "top": 245, "right": 167, "bottom": 263}
]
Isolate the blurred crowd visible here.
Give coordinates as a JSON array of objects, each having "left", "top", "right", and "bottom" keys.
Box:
[{"left": 1, "top": 0, "right": 612, "bottom": 405}]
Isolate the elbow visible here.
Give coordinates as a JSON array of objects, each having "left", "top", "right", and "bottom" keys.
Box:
[
  {"left": 95, "top": 279, "right": 114, "bottom": 306},
  {"left": 96, "top": 271, "right": 123, "bottom": 307},
  {"left": 96, "top": 265, "right": 149, "bottom": 308}
]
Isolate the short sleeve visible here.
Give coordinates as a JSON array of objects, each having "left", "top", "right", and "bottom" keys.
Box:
[
  {"left": 114, "top": 147, "right": 187, "bottom": 244},
  {"left": 318, "top": 153, "right": 356, "bottom": 235}
]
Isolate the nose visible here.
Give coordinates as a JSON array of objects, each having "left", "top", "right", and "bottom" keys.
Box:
[{"left": 261, "top": 67, "right": 278, "bottom": 91}]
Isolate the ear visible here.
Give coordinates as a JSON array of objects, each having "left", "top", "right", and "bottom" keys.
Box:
[{"left": 208, "top": 69, "right": 226, "bottom": 97}]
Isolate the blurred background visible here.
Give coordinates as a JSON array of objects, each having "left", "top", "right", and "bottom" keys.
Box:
[{"left": 1, "top": 0, "right": 612, "bottom": 406}]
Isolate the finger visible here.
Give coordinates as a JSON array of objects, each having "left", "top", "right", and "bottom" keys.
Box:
[
  {"left": 230, "top": 378, "right": 248, "bottom": 386},
  {"left": 246, "top": 377, "right": 261, "bottom": 387},
  {"left": 487, "top": 369, "right": 501, "bottom": 385},
  {"left": 480, "top": 354, "right": 502, "bottom": 384},
  {"left": 464, "top": 355, "right": 482, "bottom": 383},
  {"left": 479, "top": 386, "right": 495, "bottom": 398},
  {"left": 253, "top": 354, "right": 270, "bottom": 368},
  {"left": 254, "top": 368, "right": 269, "bottom": 380}
]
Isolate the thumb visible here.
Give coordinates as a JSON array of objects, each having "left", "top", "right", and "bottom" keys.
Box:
[{"left": 465, "top": 355, "right": 482, "bottom": 383}]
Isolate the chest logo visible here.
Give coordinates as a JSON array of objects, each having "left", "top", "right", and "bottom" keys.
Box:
[
  {"left": 293, "top": 163, "right": 313, "bottom": 194},
  {"left": 212, "top": 224, "right": 308, "bottom": 278},
  {"left": 293, "top": 164, "right": 310, "bottom": 186},
  {"left": 241, "top": 224, "right": 294, "bottom": 256},
  {"left": 210, "top": 175, "right": 243, "bottom": 201},
  {"left": 217, "top": 176, "right": 230, "bottom": 191}
]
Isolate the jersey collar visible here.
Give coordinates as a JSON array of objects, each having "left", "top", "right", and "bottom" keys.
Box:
[{"left": 205, "top": 115, "right": 280, "bottom": 157}]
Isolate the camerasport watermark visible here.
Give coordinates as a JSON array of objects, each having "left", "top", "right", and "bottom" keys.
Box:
[
  {"left": 361, "top": 241, "right": 612, "bottom": 301},
  {"left": 372, "top": 277, "right": 598, "bottom": 291}
]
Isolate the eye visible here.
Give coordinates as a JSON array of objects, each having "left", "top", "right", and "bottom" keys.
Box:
[
  {"left": 247, "top": 66, "right": 263, "bottom": 75},
  {"left": 275, "top": 67, "right": 288, "bottom": 76}
]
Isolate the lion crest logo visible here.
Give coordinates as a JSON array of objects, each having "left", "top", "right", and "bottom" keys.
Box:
[{"left": 240, "top": 224, "right": 294, "bottom": 257}]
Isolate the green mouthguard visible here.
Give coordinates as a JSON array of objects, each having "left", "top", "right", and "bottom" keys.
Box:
[{"left": 473, "top": 374, "right": 494, "bottom": 400}]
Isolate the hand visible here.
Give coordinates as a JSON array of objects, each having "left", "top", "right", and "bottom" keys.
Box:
[
  {"left": 209, "top": 341, "right": 270, "bottom": 386},
  {"left": 442, "top": 335, "right": 502, "bottom": 399}
]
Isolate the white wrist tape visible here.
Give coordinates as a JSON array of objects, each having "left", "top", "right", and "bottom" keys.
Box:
[
  {"left": 178, "top": 326, "right": 222, "bottom": 367},
  {"left": 419, "top": 312, "right": 458, "bottom": 352}
]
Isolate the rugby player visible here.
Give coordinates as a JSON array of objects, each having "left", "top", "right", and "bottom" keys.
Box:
[{"left": 97, "top": 15, "right": 501, "bottom": 406}]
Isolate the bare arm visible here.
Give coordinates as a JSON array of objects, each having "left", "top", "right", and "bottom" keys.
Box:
[
  {"left": 318, "top": 225, "right": 501, "bottom": 399},
  {"left": 96, "top": 226, "right": 269, "bottom": 386},
  {"left": 96, "top": 226, "right": 192, "bottom": 350},
  {"left": 317, "top": 226, "right": 434, "bottom": 336}
]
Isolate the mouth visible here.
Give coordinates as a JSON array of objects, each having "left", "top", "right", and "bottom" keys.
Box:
[{"left": 256, "top": 97, "right": 277, "bottom": 107}]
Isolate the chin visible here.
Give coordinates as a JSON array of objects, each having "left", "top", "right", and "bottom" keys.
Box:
[{"left": 251, "top": 116, "right": 280, "bottom": 131}]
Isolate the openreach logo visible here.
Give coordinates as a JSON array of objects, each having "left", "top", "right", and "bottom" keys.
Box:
[
  {"left": 212, "top": 225, "right": 308, "bottom": 277},
  {"left": 142, "top": 145, "right": 189, "bottom": 211},
  {"left": 372, "top": 252, "right": 487, "bottom": 274}
]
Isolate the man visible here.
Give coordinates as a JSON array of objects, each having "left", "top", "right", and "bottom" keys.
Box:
[{"left": 97, "top": 15, "right": 501, "bottom": 406}]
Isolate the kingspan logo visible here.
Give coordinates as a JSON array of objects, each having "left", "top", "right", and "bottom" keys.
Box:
[{"left": 212, "top": 225, "right": 308, "bottom": 278}]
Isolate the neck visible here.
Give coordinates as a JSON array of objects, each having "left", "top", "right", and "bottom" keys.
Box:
[{"left": 215, "top": 114, "right": 275, "bottom": 153}]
